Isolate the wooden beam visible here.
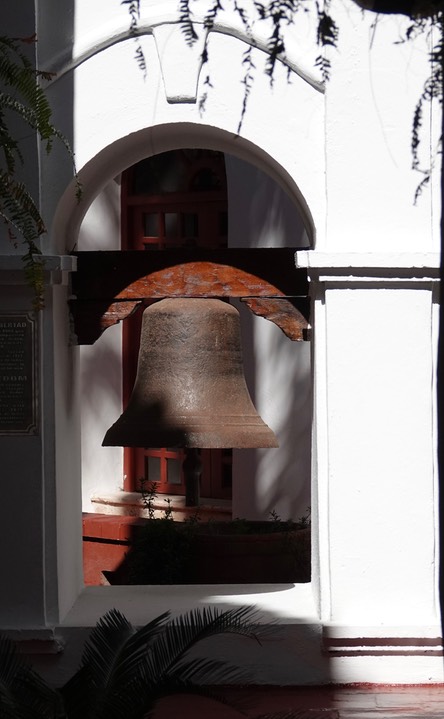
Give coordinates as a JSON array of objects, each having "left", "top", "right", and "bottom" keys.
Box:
[
  {"left": 69, "top": 300, "right": 141, "bottom": 345},
  {"left": 69, "top": 249, "right": 310, "bottom": 344},
  {"left": 71, "top": 249, "right": 308, "bottom": 299}
]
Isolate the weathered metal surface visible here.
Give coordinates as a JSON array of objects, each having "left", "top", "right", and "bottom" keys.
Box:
[
  {"left": 103, "top": 298, "right": 279, "bottom": 450},
  {"left": 241, "top": 297, "right": 311, "bottom": 341},
  {"left": 101, "top": 301, "right": 141, "bottom": 326},
  {"left": 114, "top": 262, "right": 286, "bottom": 300}
]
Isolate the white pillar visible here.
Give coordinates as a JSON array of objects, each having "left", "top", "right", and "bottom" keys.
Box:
[
  {"left": 299, "top": 250, "right": 442, "bottom": 683},
  {"left": 0, "top": 257, "right": 78, "bottom": 629}
]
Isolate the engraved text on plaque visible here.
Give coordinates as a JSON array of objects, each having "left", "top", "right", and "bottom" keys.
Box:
[{"left": 0, "top": 314, "right": 37, "bottom": 434}]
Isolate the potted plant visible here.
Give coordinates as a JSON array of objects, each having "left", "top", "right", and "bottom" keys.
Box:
[
  {"left": 187, "top": 515, "right": 311, "bottom": 584},
  {"left": 105, "top": 493, "right": 311, "bottom": 585}
]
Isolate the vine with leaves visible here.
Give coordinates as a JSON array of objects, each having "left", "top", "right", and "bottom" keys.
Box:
[
  {"left": 0, "top": 35, "right": 78, "bottom": 310},
  {"left": 178, "top": 0, "right": 339, "bottom": 128},
  {"left": 407, "top": 16, "right": 443, "bottom": 200},
  {"left": 124, "top": 0, "right": 441, "bottom": 198}
]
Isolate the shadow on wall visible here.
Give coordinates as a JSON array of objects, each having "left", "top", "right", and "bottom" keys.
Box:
[
  {"left": 79, "top": 324, "right": 123, "bottom": 504},
  {"left": 76, "top": 181, "right": 121, "bottom": 251},
  {"left": 225, "top": 154, "right": 310, "bottom": 250},
  {"left": 227, "top": 154, "right": 312, "bottom": 521},
  {"left": 30, "top": 601, "right": 329, "bottom": 690},
  {"left": 77, "top": 180, "right": 126, "bottom": 507},
  {"left": 234, "top": 304, "right": 312, "bottom": 521}
]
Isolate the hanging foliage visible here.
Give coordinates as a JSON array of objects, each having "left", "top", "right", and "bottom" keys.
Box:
[
  {"left": 0, "top": 35, "right": 78, "bottom": 309},
  {"left": 124, "top": 0, "right": 442, "bottom": 200}
]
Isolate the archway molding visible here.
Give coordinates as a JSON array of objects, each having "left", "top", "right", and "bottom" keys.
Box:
[{"left": 53, "top": 123, "right": 316, "bottom": 254}]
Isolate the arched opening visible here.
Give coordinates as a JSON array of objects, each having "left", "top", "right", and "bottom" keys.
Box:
[{"left": 73, "top": 140, "right": 312, "bottom": 585}]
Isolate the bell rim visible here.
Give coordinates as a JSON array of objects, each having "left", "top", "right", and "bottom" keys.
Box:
[{"left": 103, "top": 418, "right": 279, "bottom": 449}]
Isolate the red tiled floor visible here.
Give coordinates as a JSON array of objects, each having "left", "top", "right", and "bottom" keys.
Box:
[{"left": 152, "top": 685, "right": 444, "bottom": 718}]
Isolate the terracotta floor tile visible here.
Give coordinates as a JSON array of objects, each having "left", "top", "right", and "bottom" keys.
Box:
[{"left": 153, "top": 686, "right": 444, "bottom": 719}]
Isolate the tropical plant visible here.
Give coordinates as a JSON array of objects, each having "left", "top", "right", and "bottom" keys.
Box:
[
  {"left": 0, "top": 606, "right": 261, "bottom": 719},
  {"left": 0, "top": 35, "right": 78, "bottom": 309},
  {"left": 0, "top": 632, "right": 58, "bottom": 718}
]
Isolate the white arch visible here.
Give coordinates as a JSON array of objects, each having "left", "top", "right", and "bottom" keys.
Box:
[
  {"left": 75, "top": 132, "right": 313, "bottom": 528},
  {"left": 53, "top": 123, "right": 316, "bottom": 252},
  {"left": 46, "top": 8, "right": 323, "bottom": 93}
]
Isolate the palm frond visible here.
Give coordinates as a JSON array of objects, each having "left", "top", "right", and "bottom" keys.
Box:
[
  {"left": 79, "top": 609, "right": 137, "bottom": 688},
  {"left": 0, "top": 608, "right": 266, "bottom": 719},
  {"left": 0, "top": 635, "right": 57, "bottom": 719},
  {"left": 104, "top": 611, "right": 171, "bottom": 689},
  {"left": 60, "top": 609, "right": 171, "bottom": 719},
  {"left": 112, "top": 607, "right": 260, "bottom": 719},
  {"left": 161, "top": 655, "right": 252, "bottom": 685},
  {"left": 62, "top": 607, "right": 259, "bottom": 719},
  {"left": 80, "top": 609, "right": 170, "bottom": 688},
  {"left": 143, "top": 606, "right": 260, "bottom": 687}
]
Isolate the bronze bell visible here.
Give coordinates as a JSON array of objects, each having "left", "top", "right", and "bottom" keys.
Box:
[{"left": 103, "top": 298, "right": 278, "bottom": 449}]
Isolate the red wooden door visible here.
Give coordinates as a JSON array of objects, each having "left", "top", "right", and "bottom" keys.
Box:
[{"left": 121, "top": 150, "right": 232, "bottom": 501}]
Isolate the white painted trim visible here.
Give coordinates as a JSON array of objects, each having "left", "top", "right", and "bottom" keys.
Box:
[
  {"left": 325, "top": 624, "right": 443, "bottom": 639},
  {"left": 0, "top": 255, "right": 77, "bottom": 285},
  {"left": 431, "top": 285, "right": 441, "bottom": 621},
  {"left": 295, "top": 251, "right": 440, "bottom": 271},
  {"left": 323, "top": 625, "right": 443, "bottom": 657},
  {"left": 0, "top": 255, "right": 77, "bottom": 272},
  {"left": 60, "top": 583, "right": 320, "bottom": 627},
  {"left": 45, "top": 22, "right": 323, "bottom": 93},
  {"left": 310, "top": 284, "right": 332, "bottom": 624}
]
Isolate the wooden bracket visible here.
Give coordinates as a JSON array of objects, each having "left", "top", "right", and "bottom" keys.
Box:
[
  {"left": 241, "top": 297, "right": 311, "bottom": 341},
  {"left": 69, "top": 249, "right": 310, "bottom": 344}
]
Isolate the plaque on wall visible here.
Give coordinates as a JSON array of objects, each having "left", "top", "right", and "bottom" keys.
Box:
[{"left": 0, "top": 314, "right": 37, "bottom": 434}]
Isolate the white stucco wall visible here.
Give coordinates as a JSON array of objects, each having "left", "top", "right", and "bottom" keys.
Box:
[
  {"left": 323, "top": 4, "right": 440, "bottom": 252},
  {"left": 77, "top": 183, "right": 125, "bottom": 509},
  {"left": 325, "top": 285, "right": 438, "bottom": 625},
  {"left": 57, "top": 0, "right": 442, "bottom": 678},
  {"left": 0, "top": 0, "right": 441, "bottom": 686}
]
